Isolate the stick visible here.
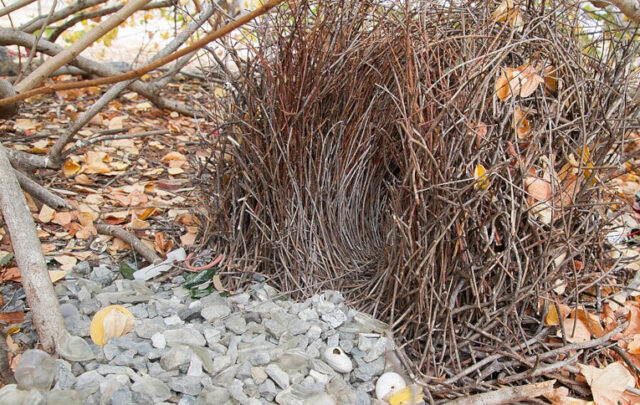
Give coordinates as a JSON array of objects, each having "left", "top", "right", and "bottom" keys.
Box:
[
  {"left": 442, "top": 380, "right": 556, "bottom": 405},
  {"left": 0, "top": 145, "right": 65, "bottom": 352},
  {"left": 14, "top": 168, "right": 72, "bottom": 210},
  {"left": 62, "top": 129, "right": 169, "bottom": 158},
  {"left": 95, "top": 223, "right": 162, "bottom": 264}
]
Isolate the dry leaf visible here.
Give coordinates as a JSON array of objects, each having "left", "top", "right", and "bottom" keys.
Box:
[
  {"left": 48, "top": 270, "right": 67, "bottom": 283},
  {"left": 52, "top": 211, "right": 75, "bottom": 226},
  {"left": 495, "top": 68, "right": 516, "bottom": 101},
  {"left": 162, "top": 151, "right": 187, "bottom": 163},
  {"left": 52, "top": 255, "right": 77, "bottom": 271},
  {"left": 84, "top": 151, "right": 111, "bottom": 174},
  {"left": 579, "top": 363, "right": 634, "bottom": 405},
  {"left": 0, "top": 311, "right": 24, "bottom": 325},
  {"left": 14, "top": 119, "right": 39, "bottom": 131},
  {"left": 545, "top": 302, "right": 570, "bottom": 326},
  {"left": 543, "top": 387, "right": 593, "bottom": 405},
  {"left": 180, "top": 229, "right": 197, "bottom": 246},
  {"left": 108, "top": 116, "right": 126, "bottom": 130},
  {"left": 562, "top": 318, "right": 591, "bottom": 343},
  {"left": 513, "top": 107, "right": 531, "bottom": 139},
  {"left": 492, "top": 0, "right": 515, "bottom": 22},
  {"left": 90, "top": 305, "right": 135, "bottom": 346},
  {"left": 544, "top": 65, "right": 558, "bottom": 95},
  {"left": 38, "top": 205, "right": 56, "bottom": 223}
]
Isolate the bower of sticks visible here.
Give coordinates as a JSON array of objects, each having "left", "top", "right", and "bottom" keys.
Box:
[{"left": 196, "top": 0, "right": 640, "bottom": 399}]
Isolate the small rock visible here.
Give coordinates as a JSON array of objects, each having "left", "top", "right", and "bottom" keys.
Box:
[
  {"left": 201, "top": 304, "right": 231, "bottom": 322},
  {"left": 160, "top": 345, "right": 193, "bottom": 371},
  {"left": 164, "top": 327, "right": 206, "bottom": 347},
  {"left": 265, "top": 363, "right": 290, "bottom": 389},
  {"left": 225, "top": 314, "right": 247, "bottom": 334},
  {"left": 131, "top": 376, "right": 171, "bottom": 402},
  {"left": 168, "top": 375, "right": 202, "bottom": 396},
  {"left": 251, "top": 366, "right": 268, "bottom": 385},
  {"left": 151, "top": 332, "right": 167, "bottom": 349}
]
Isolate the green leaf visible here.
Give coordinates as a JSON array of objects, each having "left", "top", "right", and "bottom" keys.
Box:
[
  {"left": 190, "top": 286, "right": 213, "bottom": 299},
  {"left": 0, "top": 252, "right": 14, "bottom": 267},
  {"left": 183, "top": 266, "right": 218, "bottom": 289},
  {"left": 119, "top": 262, "right": 136, "bottom": 279}
]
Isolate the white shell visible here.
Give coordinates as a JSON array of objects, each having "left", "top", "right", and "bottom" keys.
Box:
[
  {"left": 323, "top": 346, "right": 353, "bottom": 373},
  {"left": 375, "top": 372, "right": 406, "bottom": 400}
]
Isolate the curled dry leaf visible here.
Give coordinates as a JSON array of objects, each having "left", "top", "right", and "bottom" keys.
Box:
[
  {"left": 84, "top": 151, "right": 111, "bottom": 174},
  {"left": 62, "top": 160, "right": 81, "bottom": 177},
  {"left": 492, "top": 0, "right": 523, "bottom": 29},
  {"left": 495, "top": 65, "right": 545, "bottom": 101},
  {"left": 579, "top": 362, "right": 634, "bottom": 405},
  {"left": 543, "top": 387, "right": 592, "bottom": 405},
  {"left": 544, "top": 65, "right": 558, "bottom": 95},
  {"left": 90, "top": 305, "right": 135, "bottom": 346}
]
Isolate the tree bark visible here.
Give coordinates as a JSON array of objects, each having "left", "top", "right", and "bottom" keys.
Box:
[
  {"left": 0, "top": 145, "right": 65, "bottom": 353},
  {"left": 15, "top": 0, "right": 152, "bottom": 93}
]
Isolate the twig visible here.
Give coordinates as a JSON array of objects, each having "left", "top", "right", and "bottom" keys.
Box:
[
  {"left": 0, "top": 0, "right": 36, "bottom": 18},
  {"left": 62, "top": 129, "right": 169, "bottom": 158},
  {"left": 442, "top": 380, "right": 556, "bottom": 405},
  {"left": 95, "top": 223, "right": 162, "bottom": 264},
  {"left": 611, "top": 345, "right": 640, "bottom": 378},
  {"left": 13, "top": 168, "right": 72, "bottom": 210}
]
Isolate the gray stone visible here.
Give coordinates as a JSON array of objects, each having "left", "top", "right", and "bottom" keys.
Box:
[
  {"left": 75, "top": 370, "right": 104, "bottom": 394},
  {"left": 14, "top": 349, "right": 56, "bottom": 391},
  {"left": 213, "top": 355, "right": 231, "bottom": 373},
  {"left": 53, "top": 359, "right": 76, "bottom": 390},
  {"left": 228, "top": 379, "right": 249, "bottom": 404},
  {"left": 135, "top": 319, "right": 164, "bottom": 339},
  {"left": 160, "top": 345, "right": 193, "bottom": 371},
  {"left": 179, "top": 395, "right": 197, "bottom": 405},
  {"left": 356, "top": 390, "right": 371, "bottom": 405},
  {"left": 168, "top": 375, "right": 202, "bottom": 396},
  {"left": 354, "top": 357, "right": 384, "bottom": 381},
  {"left": 201, "top": 304, "right": 231, "bottom": 322},
  {"left": 225, "top": 314, "right": 247, "bottom": 334},
  {"left": 251, "top": 367, "right": 268, "bottom": 385},
  {"left": 131, "top": 376, "right": 172, "bottom": 402},
  {"left": 164, "top": 327, "right": 206, "bottom": 347},
  {"left": 197, "top": 386, "right": 230, "bottom": 403},
  {"left": 258, "top": 379, "right": 277, "bottom": 401},
  {"left": 89, "top": 265, "right": 116, "bottom": 285},
  {"left": 0, "top": 385, "right": 45, "bottom": 405},
  {"left": 363, "top": 337, "right": 392, "bottom": 362},
  {"left": 151, "top": 332, "right": 167, "bottom": 349},
  {"left": 45, "top": 389, "right": 83, "bottom": 405},
  {"left": 212, "top": 364, "right": 239, "bottom": 386},
  {"left": 265, "top": 364, "right": 290, "bottom": 389}
]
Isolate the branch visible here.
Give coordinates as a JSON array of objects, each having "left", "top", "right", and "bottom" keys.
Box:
[
  {"left": 15, "top": 0, "right": 153, "bottom": 94},
  {"left": 0, "top": 145, "right": 65, "bottom": 352},
  {"left": 0, "top": 28, "right": 197, "bottom": 116},
  {"left": 46, "top": 0, "right": 216, "bottom": 161},
  {"left": 0, "top": 0, "right": 36, "bottom": 18},
  {"left": 47, "top": 0, "right": 174, "bottom": 43},
  {"left": 95, "top": 223, "right": 162, "bottom": 264},
  {"left": 602, "top": 0, "right": 640, "bottom": 23},
  {"left": 19, "top": 0, "right": 108, "bottom": 33},
  {"left": 14, "top": 168, "right": 72, "bottom": 210},
  {"left": 443, "top": 380, "right": 556, "bottom": 405},
  {"left": 0, "top": 0, "right": 285, "bottom": 106}
]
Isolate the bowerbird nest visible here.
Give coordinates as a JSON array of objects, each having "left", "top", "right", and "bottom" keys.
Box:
[{"left": 196, "top": 0, "right": 640, "bottom": 399}]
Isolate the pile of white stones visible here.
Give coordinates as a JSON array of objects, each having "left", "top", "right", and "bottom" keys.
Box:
[{"left": 0, "top": 261, "right": 421, "bottom": 405}]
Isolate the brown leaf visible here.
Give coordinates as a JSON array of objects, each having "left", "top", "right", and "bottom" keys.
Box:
[
  {"left": 0, "top": 311, "right": 24, "bottom": 325},
  {"left": 513, "top": 107, "right": 531, "bottom": 140},
  {"left": 579, "top": 362, "right": 634, "bottom": 405},
  {"left": 84, "top": 151, "right": 111, "bottom": 174},
  {"left": 563, "top": 318, "right": 591, "bottom": 343},
  {"left": 38, "top": 205, "right": 56, "bottom": 223}
]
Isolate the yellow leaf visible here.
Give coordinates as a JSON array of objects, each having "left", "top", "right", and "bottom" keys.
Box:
[
  {"left": 474, "top": 164, "right": 490, "bottom": 190},
  {"left": 90, "top": 305, "right": 134, "bottom": 346},
  {"left": 389, "top": 385, "right": 424, "bottom": 405},
  {"left": 63, "top": 160, "right": 81, "bottom": 177}
]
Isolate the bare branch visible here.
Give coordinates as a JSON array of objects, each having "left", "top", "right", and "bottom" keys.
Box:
[
  {"left": 19, "top": 0, "right": 108, "bottom": 33},
  {"left": 95, "top": 223, "right": 162, "bottom": 264},
  {"left": 0, "top": 145, "right": 65, "bottom": 352},
  {"left": 0, "top": 0, "right": 36, "bottom": 18}
]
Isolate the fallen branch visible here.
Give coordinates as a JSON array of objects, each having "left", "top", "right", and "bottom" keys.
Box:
[
  {"left": 0, "top": 0, "right": 285, "bottom": 106},
  {"left": 0, "top": 145, "right": 65, "bottom": 352},
  {"left": 442, "top": 380, "right": 556, "bottom": 405},
  {"left": 62, "top": 129, "right": 169, "bottom": 158},
  {"left": 14, "top": 169, "right": 72, "bottom": 210},
  {"left": 95, "top": 223, "right": 162, "bottom": 264}
]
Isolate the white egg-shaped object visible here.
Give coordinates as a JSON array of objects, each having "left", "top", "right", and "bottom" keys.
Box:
[
  {"left": 323, "top": 346, "right": 353, "bottom": 373},
  {"left": 375, "top": 372, "right": 406, "bottom": 400}
]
